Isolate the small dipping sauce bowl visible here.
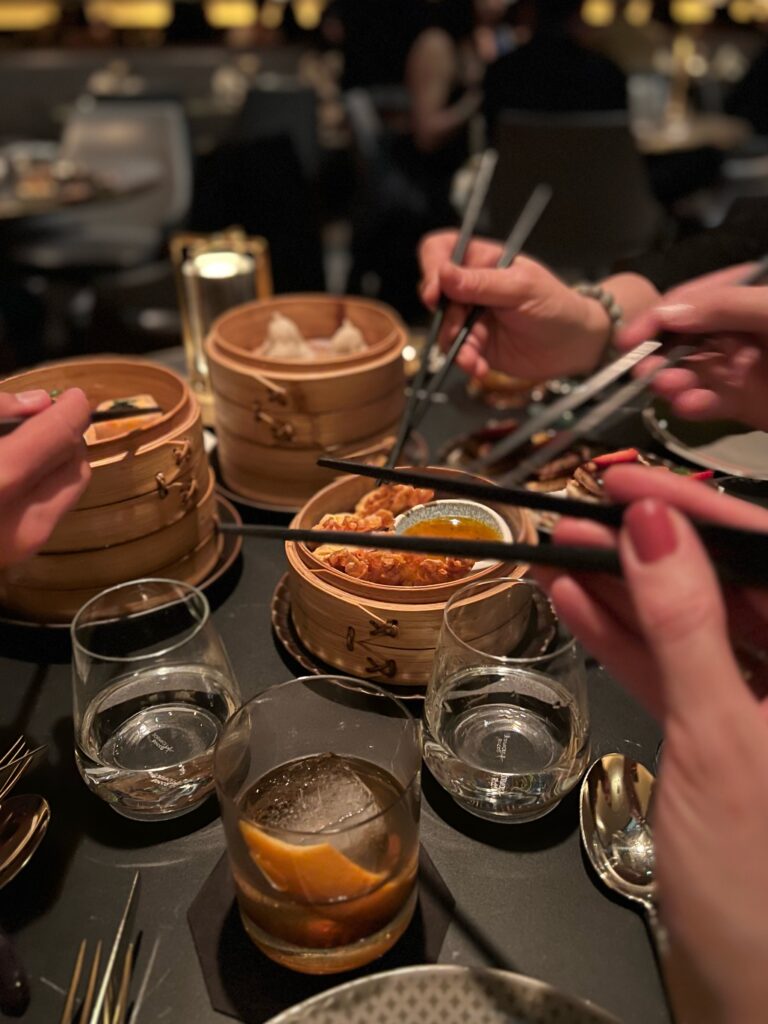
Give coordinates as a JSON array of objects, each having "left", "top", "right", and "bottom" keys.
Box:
[{"left": 395, "top": 499, "right": 511, "bottom": 569}]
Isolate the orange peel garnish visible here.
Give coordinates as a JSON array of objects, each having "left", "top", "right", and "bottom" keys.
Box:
[{"left": 240, "top": 820, "right": 387, "bottom": 903}]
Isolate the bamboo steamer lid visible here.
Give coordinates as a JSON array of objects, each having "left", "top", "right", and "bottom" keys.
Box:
[{"left": 286, "top": 469, "right": 538, "bottom": 686}]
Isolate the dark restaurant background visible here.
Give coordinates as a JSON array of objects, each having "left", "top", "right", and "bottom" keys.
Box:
[{"left": 0, "top": 0, "right": 767, "bottom": 371}]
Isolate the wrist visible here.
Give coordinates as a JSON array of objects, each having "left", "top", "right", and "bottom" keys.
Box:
[{"left": 572, "top": 288, "right": 619, "bottom": 374}]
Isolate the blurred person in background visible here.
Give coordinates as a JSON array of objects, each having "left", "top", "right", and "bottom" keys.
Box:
[{"left": 483, "top": 0, "right": 627, "bottom": 138}]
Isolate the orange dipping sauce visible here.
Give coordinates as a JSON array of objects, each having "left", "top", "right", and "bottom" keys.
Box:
[{"left": 403, "top": 516, "right": 502, "bottom": 542}]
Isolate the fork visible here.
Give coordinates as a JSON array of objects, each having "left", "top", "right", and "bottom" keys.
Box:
[{"left": 0, "top": 742, "right": 47, "bottom": 803}]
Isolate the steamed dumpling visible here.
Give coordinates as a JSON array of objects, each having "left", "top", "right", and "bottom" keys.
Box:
[
  {"left": 330, "top": 318, "right": 367, "bottom": 355},
  {"left": 257, "top": 313, "right": 313, "bottom": 359}
]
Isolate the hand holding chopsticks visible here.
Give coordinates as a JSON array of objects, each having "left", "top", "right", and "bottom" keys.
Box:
[{"left": 385, "top": 148, "right": 498, "bottom": 470}]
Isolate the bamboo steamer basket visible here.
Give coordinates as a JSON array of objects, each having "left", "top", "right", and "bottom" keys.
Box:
[
  {"left": 5, "top": 469, "right": 217, "bottom": 592},
  {"left": 0, "top": 358, "right": 206, "bottom": 510},
  {"left": 0, "top": 523, "right": 222, "bottom": 624},
  {"left": 206, "top": 295, "right": 407, "bottom": 507},
  {"left": 0, "top": 357, "right": 215, "bottom": 622},
  {"left": 216, "top": 422, "right": 400, "bottom": 508},
  {"left": 286, "top": 468, "right": 538, "bottom": 686}
]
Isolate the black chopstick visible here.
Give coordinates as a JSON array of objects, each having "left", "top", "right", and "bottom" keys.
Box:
[
  {"left": 482, "top": 253, "right": 768, "bottom": 473},
  {"left": 384, "top": 148, "right": 499, "bottom": 472},
  {"left": 219, "top": 520, "right": 766, "bottom": 587},
  {"left": 312, "top": 457, "right": 768, "bottom": 587},
  {"left": 318, "top": 456, "right": 624, "bottom": 526},
  {"left": 406, "top": 183, "right": 553, "bottom": 437},
  {"left": 219, "top": 520, "right": 621, "bottom": 575},
  {"left": 0, "top": 405, "right": 163, "bottom": 438}
]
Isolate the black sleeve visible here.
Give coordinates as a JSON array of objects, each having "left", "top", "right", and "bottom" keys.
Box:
[{"left": 613, "top": 198, "right": 768, "bottom": 291}]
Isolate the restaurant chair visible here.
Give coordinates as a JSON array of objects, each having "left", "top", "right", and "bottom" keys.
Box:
[
  {"left": 230, "top": 76, "right": 319, "bottom": 181},
  {"left": 487, "top": 110, "right": 666, "bottom": 279},
  {"left": 10, "top": 98, "right": 193, "bottom": 273}
]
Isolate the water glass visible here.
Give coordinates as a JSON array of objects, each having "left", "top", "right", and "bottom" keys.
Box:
[
  {"left": 72, "top": 578, "right": 241, "bottom": 821},
  {"left": 214, "top": 676, "right": 421, "bottom": 974},
  {"left": 423, "top": 578, "right": 589, "bottom": 823}
]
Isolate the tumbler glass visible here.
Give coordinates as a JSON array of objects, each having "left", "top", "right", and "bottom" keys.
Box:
[
  {"left": 72, "top": 579, "right": 241, "bottom": 821},
  {"left": 423, "top": 578, "right": 589, "bottom": 823},
  {"left": 215, "top": 676, "right": 421, "bottom": 974}
]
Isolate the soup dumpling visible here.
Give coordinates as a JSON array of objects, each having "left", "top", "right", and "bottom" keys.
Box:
[
  {"left": 257, "top": 313, "right": 313, "bottom": 359},
  {"left": 330, "top": 318, "right": 366, "bottom": 355}
]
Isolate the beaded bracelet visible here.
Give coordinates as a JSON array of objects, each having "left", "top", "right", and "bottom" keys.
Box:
[{"left": 574, "top": 283, "right": 624, "bottom": 351}]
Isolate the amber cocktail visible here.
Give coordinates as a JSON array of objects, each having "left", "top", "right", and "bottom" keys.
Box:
[{"left": 214, "top": 677, "right": 421, "bottom": 974}]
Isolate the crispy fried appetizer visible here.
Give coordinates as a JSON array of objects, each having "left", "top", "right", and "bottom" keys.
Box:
[
  {"left": 314, "top": 510, "right": 395, "bottom": 533},
  {"left": 315, "top": 547, "right": 473, "bottom": 586},
  {"left": 355, "top": 484, "right": 434, "bottom": 518}
]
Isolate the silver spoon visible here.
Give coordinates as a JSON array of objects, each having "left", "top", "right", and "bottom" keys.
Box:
[
  {"left": 580, "top": 754, "right": 715, "bottom": 1024},
  {"left": 0, "top": 795, "right": 50, "bottom": 1016},
  {"left": 0, "top": 794, "right": 50, "bottom": 887}
]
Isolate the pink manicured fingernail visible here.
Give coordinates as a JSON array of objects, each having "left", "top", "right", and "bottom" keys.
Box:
[
  {"left": 625, "top": 500, "right": 678, "bottom": 563},
  {"left": 16, "top": 389, "right": 48, "bottom": 405},
  {"left": 656, "top": 303, "right": 694, "bottom": 323}
]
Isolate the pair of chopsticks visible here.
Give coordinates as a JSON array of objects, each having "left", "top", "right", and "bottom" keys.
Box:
[
  {"left": 0, "top": 405, "right": 163, "bottom": 438},
  {"left": 477, "top": 255, "right": 768, "bottom": 484},
  {"left": 220, "top": 461, "right": 767, "bottom": 587},
  {"left": 385, "top": 150, "right": 552, "bottom": 468}
]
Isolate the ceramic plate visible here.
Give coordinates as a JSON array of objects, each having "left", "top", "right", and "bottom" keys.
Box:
[
  {"left": 265, "top": 965, "right": 619, "bottom": 1024},
  {"left": 643, "top": 403, "right": 768, "bottom": 479}
]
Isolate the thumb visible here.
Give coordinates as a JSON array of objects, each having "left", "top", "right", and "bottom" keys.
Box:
[
  {"left": 0, "top": 389, "right": 51, "bottom": 418},
  {"left": 618, "top": 499, "right": 751, "bottom": 722},
  {"left": 438, "top": 262, "right": 531, "bottom": 309}
]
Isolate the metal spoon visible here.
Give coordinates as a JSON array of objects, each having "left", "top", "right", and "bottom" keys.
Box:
[
  {"left": 0, "top": 795, "right": 50, "bottom": 888},
  {"left": 0, "top": 795, "right": 50, "bottom": 1016},
  {"left": 580, "top": 754, "right": 715, "bottom": 1024}
]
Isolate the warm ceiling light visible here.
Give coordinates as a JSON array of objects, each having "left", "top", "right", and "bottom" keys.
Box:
[
  {"left": 624, "top": 0, "right": 652, "bottom": 25},
  {"left": 260, "top": 1, "right": 286, "bottom": 29},
  {"left": 292, "top": 0, "right": 324, "bottom": 30},
  {"left": 0, "top": 1, "right": 60, "bottom": 30},
  {"left": 727, "top": 0, "right": 754, "bottom": 19},
  {"left": 203, "top": 1, "right": 259, "bottom": 28},
  {"left": 581, "top": 0, "right": 616, "bottom": 27},
  {"left": 670, "top": 0, "right": 716, "bottom": 23},
  {"left": 85, "top": 1, "right": 173, "bottom": 29}
]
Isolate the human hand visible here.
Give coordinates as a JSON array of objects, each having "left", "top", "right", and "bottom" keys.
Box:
[
  {"left": 535, "top": 466, "right": 768, "bottom": 1022},
  {"left": 618, "top": 263, "right": 768, "bottom": 431},
  {"left": 0, "top": 388, "right": 91, "bottom": 568},
  {"left": 418, "top": 231, "right": 612, "bottom": 381}
]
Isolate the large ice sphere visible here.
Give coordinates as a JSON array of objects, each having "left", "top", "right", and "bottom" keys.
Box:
[{"left": 242, "top": 753, "right": 390, "bottom": 866}]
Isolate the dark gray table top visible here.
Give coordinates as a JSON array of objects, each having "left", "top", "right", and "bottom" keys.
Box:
[{"left": 0, "top": 361, "right": 666, "bottom": 1024}]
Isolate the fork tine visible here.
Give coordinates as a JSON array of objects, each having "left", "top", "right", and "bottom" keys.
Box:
[
  {"left": 59, "top": 939, "right": 86, "bottom": 1024},
  {"left": 0, "top": 738, "right": 25, "bottom": 769},
  {"left": 79, "top": 940, "right": 102, "bottom": 1024},
  {"left": 0, "top": 755, "right": 31, "bottom": 803}
]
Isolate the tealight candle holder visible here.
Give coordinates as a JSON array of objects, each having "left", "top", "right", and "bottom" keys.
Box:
[{"left": 171, "top": 228, "right": 272, "bottom": 422}]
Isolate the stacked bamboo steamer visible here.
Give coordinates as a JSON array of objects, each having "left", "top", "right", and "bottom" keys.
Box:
[
  {"left": 0, "top": 358, "right": 217, "bottom": 623},
  {"left": 205, "top": 294, "right": 407, "bottom": 508},
  {"left": 286, "top": 468, "right": 538, "bottom": 687}
]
